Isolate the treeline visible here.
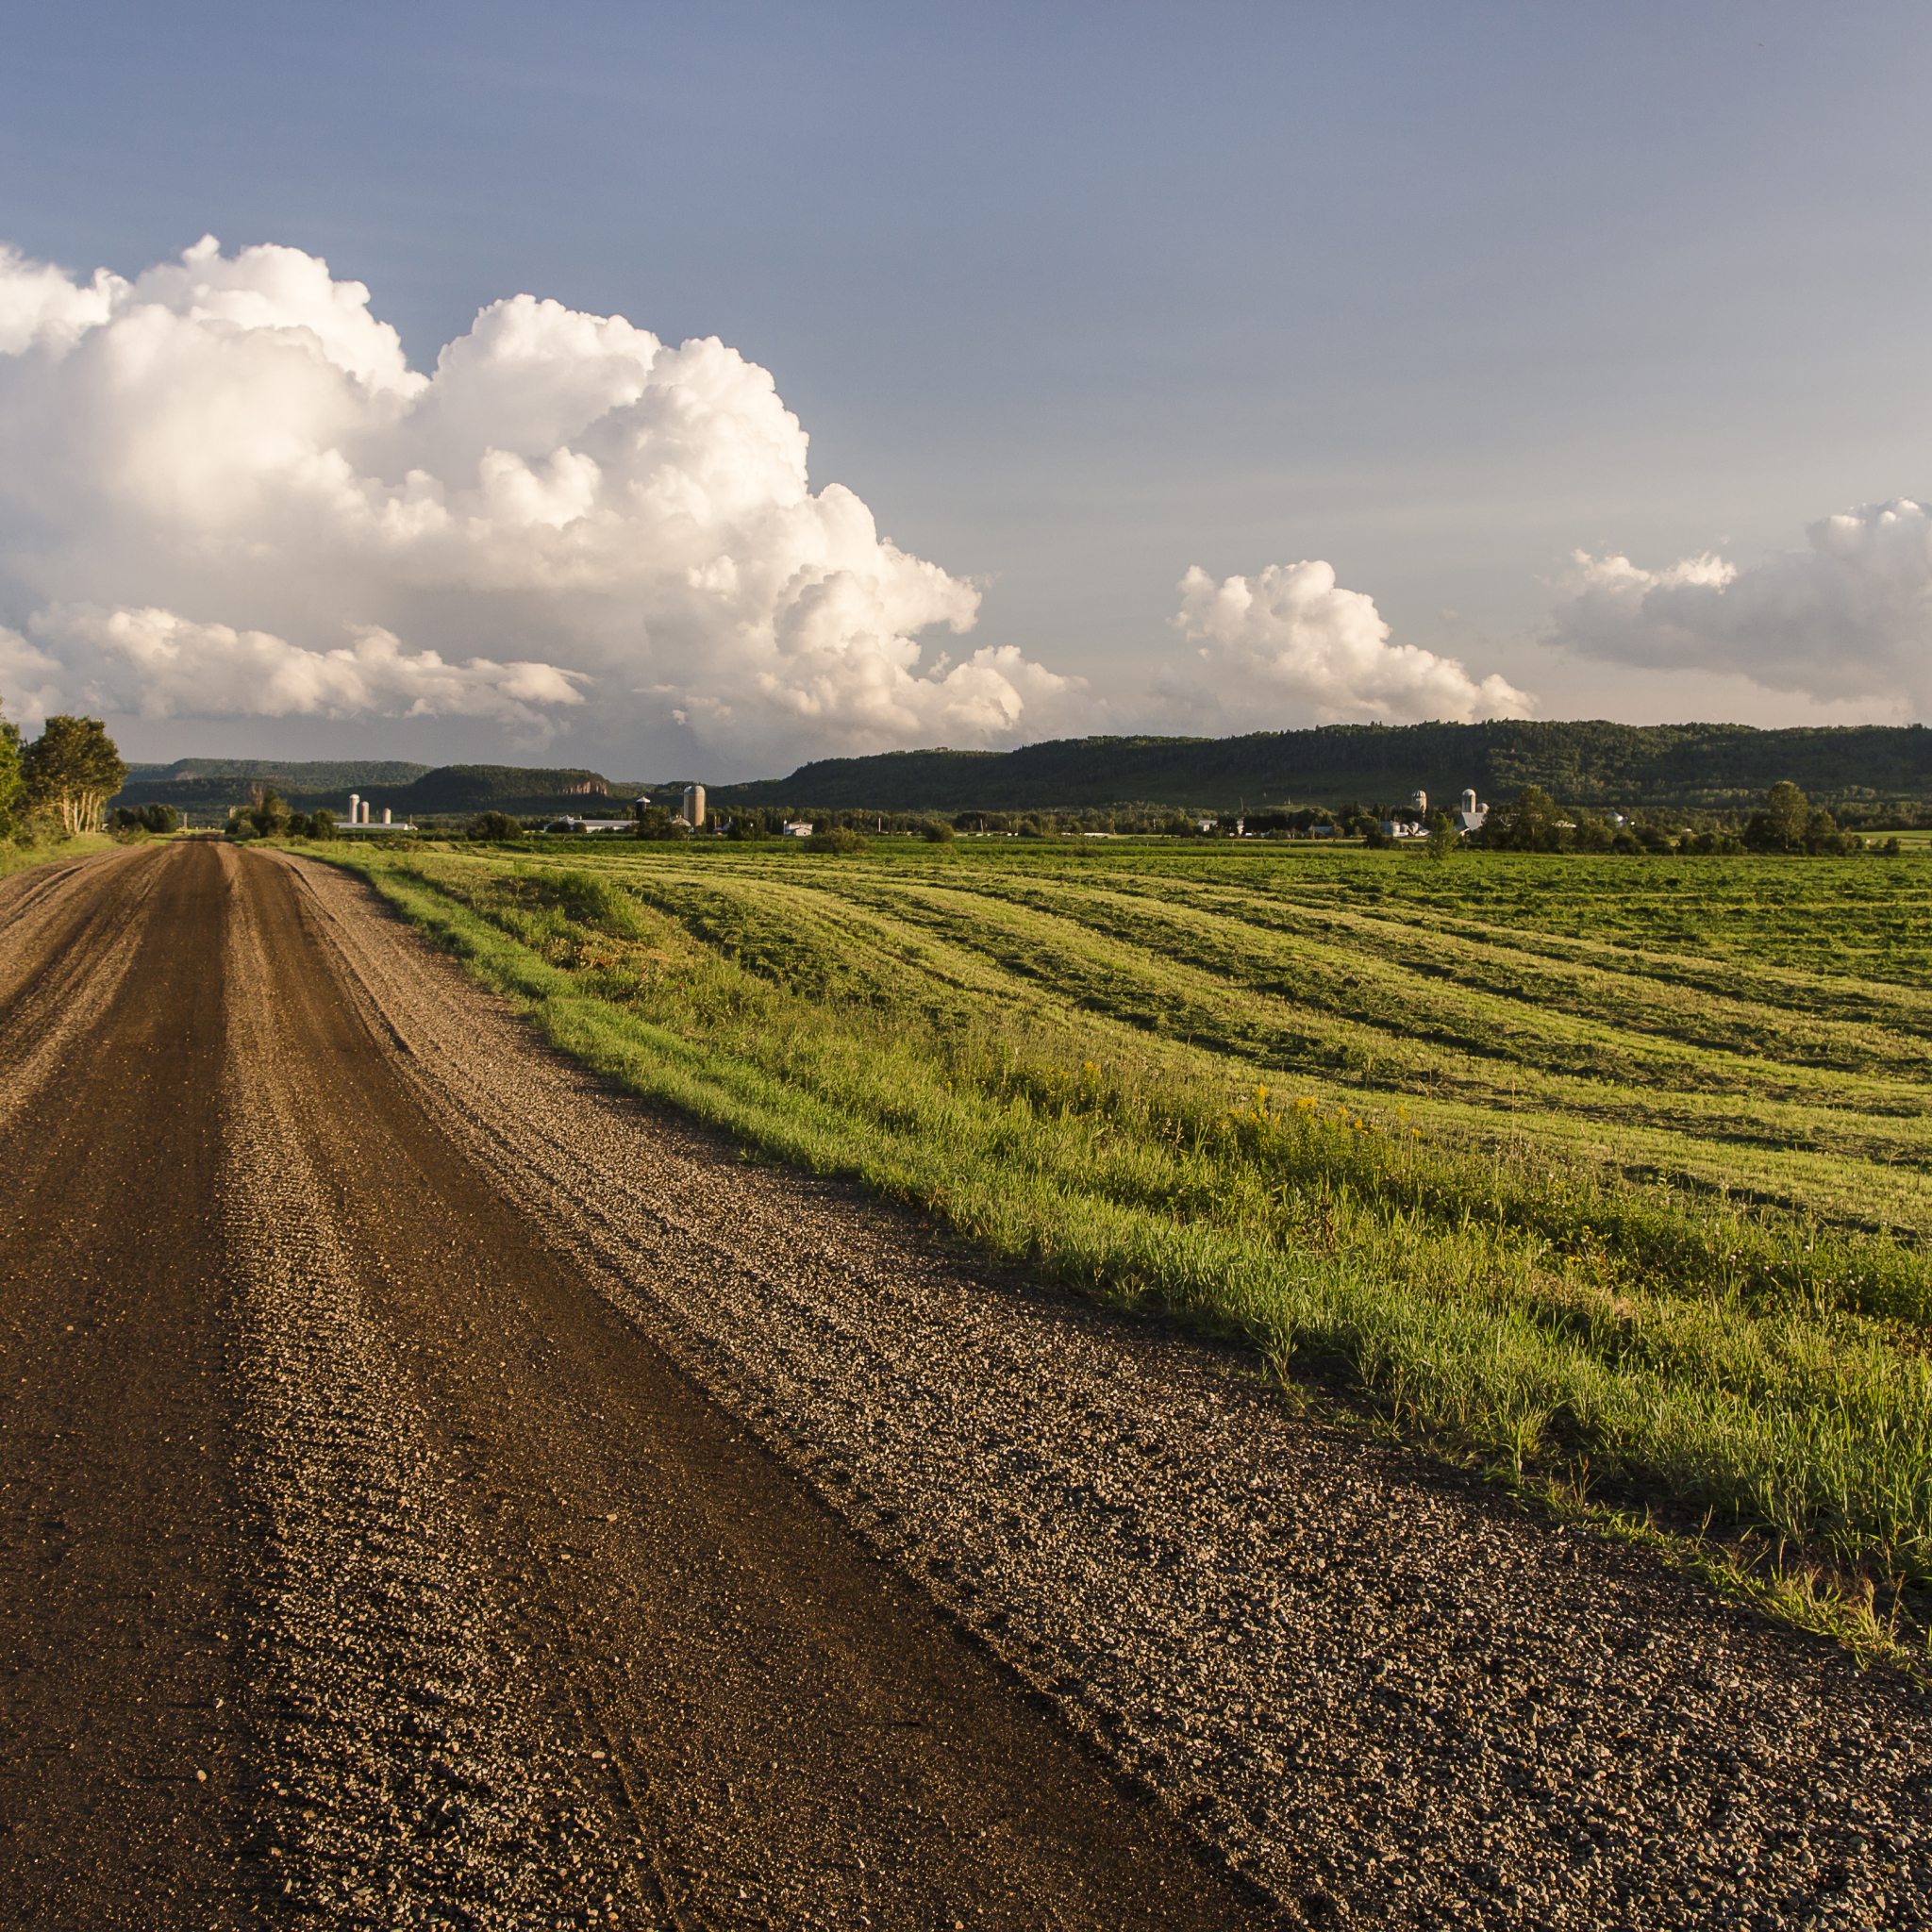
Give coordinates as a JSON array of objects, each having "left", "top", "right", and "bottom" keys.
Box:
[
  {"left": 458, "top": 785, "right": 1910, "bottom": 858},
  {"left": 709, "top": 720, "right": 1932, "bottom": 814},
  {"left": 1457, "top": 783, "right": 1902, "bottom": 858}
]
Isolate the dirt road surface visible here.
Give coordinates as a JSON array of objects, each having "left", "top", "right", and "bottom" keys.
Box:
[{"left": 1, "top": 841, "right": 1925, "bottom": 1930}]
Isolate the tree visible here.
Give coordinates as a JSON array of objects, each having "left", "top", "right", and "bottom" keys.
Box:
[
  {"left": 634, "top": 806, "right": 687, "bottom": 841},
  {"left": 805, "top": 825, "right": 867, "bottom": 854},
  {"left": 920, "top": 818, "right": 956, "bottom": 843},
  {"left": 1761, "top": 780, "right": 1800, "bottom": 850},
  {"left": 245, "top": 786, "right": 291, "bottom": 838},
  {"left": 468, "top": 810, "right": 525, "bottom": 841},
  {"left": 0, "top": 697, "right": 26, "bottom": 839},
  {"left": 22, "top": 715, "right": 126, "bottom": 836},
  {"left": 1424, "top": 810, "right": 1457, "bottom": 860},
  {"left": 1484, "top": 785, "right": 1563, "bottom": 852}
]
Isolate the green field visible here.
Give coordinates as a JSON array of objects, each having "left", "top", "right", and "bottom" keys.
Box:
[{"left": 325, "top": 835, "right": 1932, "bottom": 1663}]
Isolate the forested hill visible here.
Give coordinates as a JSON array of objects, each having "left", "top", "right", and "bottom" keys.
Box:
[
  {"left": 124, "top": 758, "right": 435, "bottom": 789},
  {"left": 111, "top": 762, "right": 637, "bottom": 818},
  {"left": 713, "top": 722, "right": 1932, "bottom": 812}
]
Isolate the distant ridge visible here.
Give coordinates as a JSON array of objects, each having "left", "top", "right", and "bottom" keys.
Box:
[
  {"left": 106, "top": 720, "right": 1932, "bottom": 822},
  {"left": 712, "top": 721, "right": 1932, "bottom": 813},
  {"left": 111, "top": 761, "right": 625, "bottom": 818},
  {"left": 125, "top": 758, "right": 435, "bottom": 787}
]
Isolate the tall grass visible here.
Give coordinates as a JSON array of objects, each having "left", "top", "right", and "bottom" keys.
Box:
[
  {"left": 340, "top": 850, "right": 1932, "bottom": 1607},
  {"left": 0, "top": 830, "right": 119, "bottom": 880}
]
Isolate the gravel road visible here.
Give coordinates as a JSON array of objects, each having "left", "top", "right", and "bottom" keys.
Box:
[{"left": 3, "top": 840, "right": 1927, "bottom": 1930}]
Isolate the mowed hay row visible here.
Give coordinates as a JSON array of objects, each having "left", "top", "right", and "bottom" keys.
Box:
[
  {"left": 863, "top": 860, "right": 1932, "bottom": 1070},
  {"left": 805, "top": 864, "right": 1932, "bottom": 1108},
  {"left": 408, "top": 843, "right": 1932, "bottom": 1237},
  {"left": 335, "top": 842, "right": 1932, "bottom": 1626},
  {"left": 744, "top": 864, "right": 1932, "bottom": 1226}
]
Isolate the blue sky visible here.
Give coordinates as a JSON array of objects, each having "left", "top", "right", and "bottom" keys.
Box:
[{"left": 1, "top": 2, "right": 1928, "bottom": 774}]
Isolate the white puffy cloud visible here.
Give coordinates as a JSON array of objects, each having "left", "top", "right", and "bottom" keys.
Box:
[
  {"left": 0, "top": 235, "right": 1082, "bottom": 763},
  {"left": 1550, "top": 499, "right": 1932, "bottom": 713},
  {"left": 24, "top": 607, "right": 589, "bottom": 747},
  {"left": 1163, "top": 559, "right": 1532, "bottom": 724},
  {"left": 0, "top": 623, "right": 65, "bottom": 735}
]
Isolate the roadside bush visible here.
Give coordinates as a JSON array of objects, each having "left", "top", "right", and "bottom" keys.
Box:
[{"left": 806, "top": 825, "right": 867, "bottom": 855}]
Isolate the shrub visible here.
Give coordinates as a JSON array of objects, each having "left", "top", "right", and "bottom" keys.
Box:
[
  {"left": 469, "top": 810, "right": 525, "bottom": 841},
  {"left": 111, "top": 802, "right": 180, "bottom": 835},
  {"left": 921, "top": 819, "right": 956, "bottom": 843},
  {"left": 806, "top": 825, "right": 867, "bottom": 854}
]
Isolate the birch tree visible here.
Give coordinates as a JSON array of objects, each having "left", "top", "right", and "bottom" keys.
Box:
[{"left": 23, "top": 715, "right": 127, "bottom": 836}]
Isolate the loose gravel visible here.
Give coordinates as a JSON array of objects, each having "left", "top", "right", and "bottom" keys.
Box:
[{"left": 222, "top": 869, "right": 650, "bottom": 1925}]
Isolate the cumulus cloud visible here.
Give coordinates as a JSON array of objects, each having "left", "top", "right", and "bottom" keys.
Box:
[
  {"left": 1163, "top": 559, "right": 1532, "bottom": 725},
  {"left": 0, "top": 623, "right": 65, "bottom": 734},
  {"left": 0, "top": 234, "right": 1083, "bottom": 761},
  {"left": 27, "top": 607, "right": 590, "bottom": 747},
  {"left": 1550, "top": 498, "right": 1932, "bottom": 713}
]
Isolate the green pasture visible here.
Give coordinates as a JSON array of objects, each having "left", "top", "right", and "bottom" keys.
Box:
[{"left": 325, "top": 835, "right": 1932, "bottom": 1662}]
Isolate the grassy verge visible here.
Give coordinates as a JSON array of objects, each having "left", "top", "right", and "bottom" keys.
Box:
[
  {"left": 324, "top": 843, "right": 1932, "bottom": 1674},
  {"left": 0, "top": 831, "right": 123, "bottom": 880}
]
